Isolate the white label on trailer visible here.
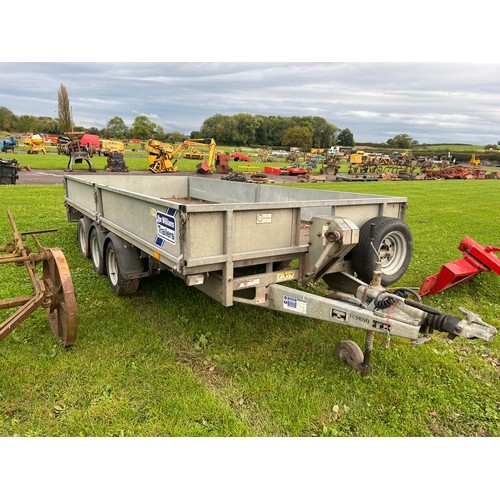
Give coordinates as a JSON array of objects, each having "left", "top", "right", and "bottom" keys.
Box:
[
  {"left": 238, "top": 278, "right": 260, "bottom": 288},
  {"left": 256, "top": 213, "right": 272, "bottom": 224},
  {"left": 256, "top": 296, "right": 266, "bottom": 304},
  {"left": 155, "top": 209, "right": 177, "bottom": 246},
  {"left": 283, "top": 295, "right": 307, "bottom": 314}
]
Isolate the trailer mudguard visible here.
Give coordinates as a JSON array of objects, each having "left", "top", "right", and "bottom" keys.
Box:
[{"left": 104, "top": 233, "right": 147, "bottom": 279}]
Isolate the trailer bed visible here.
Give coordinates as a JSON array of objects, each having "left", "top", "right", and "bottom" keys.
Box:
[{"left": 64, "top": 174, "right": 407, "bottom": 276}]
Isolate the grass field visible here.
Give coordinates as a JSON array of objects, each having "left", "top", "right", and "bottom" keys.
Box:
[{"left": 0, "top": 179, "right": 498, "bottom": 438}]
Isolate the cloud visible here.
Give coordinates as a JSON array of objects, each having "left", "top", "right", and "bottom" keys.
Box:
[{"left": 0, "top": 62, "right": 499, "bottom": 144}]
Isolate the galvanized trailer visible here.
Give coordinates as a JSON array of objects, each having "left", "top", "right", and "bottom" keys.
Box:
[{"left": 64, "top": 174, "right": 496, "bottom": 373}]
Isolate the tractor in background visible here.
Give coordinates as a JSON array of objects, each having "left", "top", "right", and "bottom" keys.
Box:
[{"left": 0, "top": 136, "right": 17, "bottom": 153}]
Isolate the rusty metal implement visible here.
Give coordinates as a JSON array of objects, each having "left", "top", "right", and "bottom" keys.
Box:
[{"left": 0, "top": 210, "right": 77, "bottom": 346}]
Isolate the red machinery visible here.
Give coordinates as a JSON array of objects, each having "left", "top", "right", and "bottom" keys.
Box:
[
  {"left": 230, "top": 152, "right": 251, "bottom": 162},
  {"left": 79, "top": 134, "right": 100, "bottom": 150},
  {"left": 419, "top": 237, "right": 500, "bottom": 296},
  {"left": 264, "top": 165, "right": 308, "bottom": 176}
]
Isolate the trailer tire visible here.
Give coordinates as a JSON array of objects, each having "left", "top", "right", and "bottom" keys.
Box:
[
  {"left": 335, "top": 340, "right": 364, "bottom": 366},
  {"left": 105, "top": 241, "right": 139, "bottom": 295},
  {"left": 77, "top": 216, "right": 91, "bottom": 258},
  {"left": 351, "top": 216, "right": 412, "bottom": 286},
  {"left": 89, "top": 228, "right": 106, "bottom": 275}
]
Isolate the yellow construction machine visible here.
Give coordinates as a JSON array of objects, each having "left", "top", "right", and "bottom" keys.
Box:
[
  {"left": 184, "top": 149, "right": 205, "bottom": 160},
  {"left": 23, "top": 134, "right": 46, "bottom": 154},
  {"left": 470, "top": 154, "right": 481, "bottom": 166},
  {"left": 310, "top": 148, "right": 325, "bottom": 155},
  {"left": 349, "top": 150, "right": 368, "bottom": 164},
  {"left": 98, "top": 139, "right": 125, "bottom": 156},
  {"left": 146, "top": 138, "right": 218, "bottom": 174}
]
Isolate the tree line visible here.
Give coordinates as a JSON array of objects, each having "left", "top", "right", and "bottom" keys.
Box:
[
  {"left": 0, "top": 109, "right": 346, "bottom": 150},
  {"left": 195, "top": 113, "right": 341, "bottom": 149}
]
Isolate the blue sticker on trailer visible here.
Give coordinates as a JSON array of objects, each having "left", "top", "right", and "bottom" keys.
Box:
[
  {"left": 155, "top": 208, "right": 177, "bottom": 246},
  {"left": 283, "top": 295, "right": 307, "bottom": 314}
]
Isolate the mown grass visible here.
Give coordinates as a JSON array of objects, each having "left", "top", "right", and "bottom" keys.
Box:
[{"left": 0, "top": 179, "right": 498, "bottom": 437}]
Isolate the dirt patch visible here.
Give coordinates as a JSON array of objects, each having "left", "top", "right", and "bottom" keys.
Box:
[{"left": 175, "top": 345, "right": 229, "bottom": 390}]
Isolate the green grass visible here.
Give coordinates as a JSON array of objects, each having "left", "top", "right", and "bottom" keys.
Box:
[{"left": 0, "top": 180, "right": 498, "bottom": 437}]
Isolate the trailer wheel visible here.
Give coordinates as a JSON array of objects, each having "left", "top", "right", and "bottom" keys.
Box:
[
  {"left": 105, "top": 241, "right": 139, "bottom": 295},
  {"left": 351, "top": 216, "right": 412, "bottom": 286},
  {"left": 77, "top": 217, "right": 91, "bottom": 258},
  {"left": 335, "top": 340, "right": 364, "bottom": 366},
  {"left": 89, "top": 228, "right": 105, "bottom": 275}
]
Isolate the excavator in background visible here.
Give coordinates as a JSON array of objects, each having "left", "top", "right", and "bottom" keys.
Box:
[{"left": 146, "top": 138, "right": 221, "bottom": 174}]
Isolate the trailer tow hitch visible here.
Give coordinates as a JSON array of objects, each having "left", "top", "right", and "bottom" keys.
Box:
[
  {"left": 271, "top": 223, "right": 497, "bottom": 375},
  {"left": 404, "top": 299, "right": 496, "bottom": 342}
]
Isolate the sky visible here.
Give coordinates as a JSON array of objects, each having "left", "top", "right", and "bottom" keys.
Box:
[
  {"left": 1, "top": 61, "right": 499, "bottom": 145},
  {"left": 2, "top": 1, "right": 500, "bottom": 146}
]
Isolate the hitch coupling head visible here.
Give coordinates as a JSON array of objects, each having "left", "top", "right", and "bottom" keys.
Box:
[
  {"left": 405, "top": 299, "right": 497, "bottom": 342},
  {"left": 424, "top": 308, "right": 497, "bottom": 342},
  {"left": 452, "top": 307, "right": 497, "bottom": 342}
]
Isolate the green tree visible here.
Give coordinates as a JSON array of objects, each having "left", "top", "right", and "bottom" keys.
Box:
[
  {"left": 168, "top": 131, "right": 187, "bottom": 143},
  {"left": 86, "top": 126, "right": 100, "bottom": 136},
  {"left": 282, "top": 125, "right": 313, "bottom": 149},
  {"left": 0, "top": 106, "right": 18, "bottom": 132},
  {"left": 153, "top": 124, "right": 166, "bottom": 141},
  {"left": 386, "top": 134, "right": 417, "bottom": 149},
  {"left": 17, "top": 115, "right": 38, "bottom": 133},
  {"left": 233, "top": 113, "right": 258, "bottom": 146},
  {"left": 199, "top": 113, "right": 338, "bottom": 147},
  {"left": 58, "top": 83, "right": 72, "bottom": 133},
  {"left": 263, "top": 116, "right": 292, "bottom": 146},
  {"left": 107, "top": 116, "right": 128, "bottom": 138},
  {"left": 130, "top": 115, "right": 156, "bottom": 140},
  {"left": 38, "top": 117, "right": 60, "bottom": 134},
  {"left": 337, "top": 128, "right": 355, "bottom": 147},
  {"left": 309, "top": 116, "right": 338, "bottom": 148},
  {"left": 200, "top": 114, "right": 236, "bottom": 145}
]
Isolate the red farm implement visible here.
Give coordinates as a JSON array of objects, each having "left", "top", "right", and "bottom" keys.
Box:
[{"left": 420, "top": 237, "right": 500, "bottom": 296}]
